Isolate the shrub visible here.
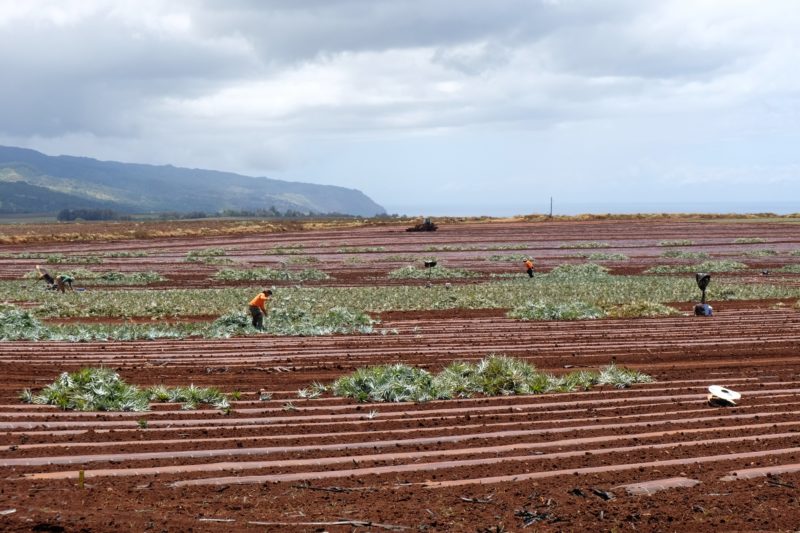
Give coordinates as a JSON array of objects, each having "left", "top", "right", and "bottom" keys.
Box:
[
  {"left": 332, "top": 364, "right": 435, "bottom": 403},
  {"left": 605, "top": 301, "right": 680, "bottom": 318},
  {"left": 0, "top": 308, "right": 48, "bottom": 340},
  {"left": 0, "top": 309, "right": 191, "bottom": 342},
  {"left": 153, "top": 383, "right": 229, "bottom": 411},
  {"left": 268, "top": 244, "right": 305, "bottom": 255},
  {"left": 23, "top": 267, "right": 90, "bottom": 281},
  {"left": 695, "top": 260, "right": 748, "bottom": 272},
  {"left": 297, "top": 381, "right": 328, "bottom": 399},
  {"left": 102, "top": 251, "right": 149, "bottom": 258},
  {"left": 265, "top": 306, "right": 374, "bottom": 336},
  {"left": 779, "top": 265, "right": 800, "bottom": 273},
  {"left": 578, "top": 252, "right": 629, "bottom": 261},
  {"left": 646, "top": 260, "right": 748, "bottom": 274},
  {"left": 661, "top": 250, "right": 709, "bottom": 259},
  {"left": 49, "top": 324, "right": 187, "bottom": 342},
  {"left": 22, "top": 269, "right": 163, "bottom": 285},
  {"left": 385, "top": 254, "right": 417, "bottom": 262},
  {"left": 46, "top": 254, "right": 103, "bottom": 264},
  {"left": 468, "top": 355, "right": 543, "bottom": 396},
  {"left": 315, "top": 307, "right": 374, "bottom": 333},
  {"left": 486, "top": 254, "right": 529, "bottom": 262},
  {"left": 213, "top": 268, "right": 329, "bottom": 282},
  {"left": 745, "top": 249, "right": 778, "bottom": 257},
  {"left": 546, "top": 263, "right": 610, "bottom": 279},
  {"left": 328, "top": 357, "right": 653, "bottom": 403},
  {"left": 209, "top": 311, "right": 252, "bottom": 337},
  {"left": 285, "top": 256, "right": 320, "bottom": 265},
  {"left": 425, "top": 245, "right": 482, "bottom": 252},
  {"left": 559, "top": 241, "right": 610, "bottom": 249},
  {"left": 22, "top": 368, "right": 149, "bottom": 411},
  {"left": 5, "top": 252, "right": 50, "bottom": 259},
  {"left": 508, "top": 301, "right": 605, "bottom": 320},
  {"left": 492, "top": 243, "right": 532, "bottom": 250},
  {"left": 659, "top": 240, "right": 694, "bottom": 246},
  {"left": 186, "top": 248, "right": 227, "bottom": 262},
  {"left": 209, "top": 306, "right": 374, "bottom": 337},
  {"left": 19, "top": 367, "right": 233, "bottom": 411},
  {"left": 96, "top": 271, "right": 165, "bottom": 284},
  {"left": 338, "top": 246, "right": 387, "bottom": 253},
  {"left": 432, "top": 356, "right": 541, "bottom": 398},
  {"left": 734, "top": 237, "right": 766, "bottom": 244},
  {"left": 596, "top": 363, "right": 654, "bottom": 388},
  {"left": 388, "top": 265, "right": 480, "bottom": 279},
  {"left": 550, "top": 370, "right": 598, "bottom": 393},
  {"left": 430, "top": 361, "right": 482, "bottom": 399},
  {"left": 645, "top": 265, "right": 684, "bottom": 274}
]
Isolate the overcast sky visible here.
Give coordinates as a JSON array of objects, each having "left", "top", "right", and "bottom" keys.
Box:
[{"left": 1, "top": 0, "right": 798, "bottom": 215}]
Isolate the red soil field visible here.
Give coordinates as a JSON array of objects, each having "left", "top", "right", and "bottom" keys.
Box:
[{"left": 2, "top": 217, "right": 800, "bottom": 531}]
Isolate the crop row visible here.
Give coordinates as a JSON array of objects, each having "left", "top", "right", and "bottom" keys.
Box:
[{"left": 2, "top": 270, "right": 800, "bottom": 321}]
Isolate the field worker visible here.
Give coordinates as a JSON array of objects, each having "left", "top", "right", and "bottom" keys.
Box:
[
  {"left": 694, "top": 303, "right": 713, "bottom": 316},
  {"left": 524, "top": 258, "right": 535, "bottom": 278},
  {"left": 33, "top": 265, "right": 56, "bottom": 289},
  {"left": 55, "top": 274, "right": 75, "bottom": 293},
  {"left": 248, "top": 289, "right": 272, "bottom": 330}
]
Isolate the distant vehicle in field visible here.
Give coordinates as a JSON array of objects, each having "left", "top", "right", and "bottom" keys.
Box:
[{"left": 407, "top": 217, "right": 438, "bottom": 232}]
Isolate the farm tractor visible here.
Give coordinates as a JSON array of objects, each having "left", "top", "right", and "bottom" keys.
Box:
[{"left": 406, "top": 217, "right": 438, "bottom": 232}]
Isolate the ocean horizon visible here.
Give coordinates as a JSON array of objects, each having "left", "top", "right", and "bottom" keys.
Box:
[{"left": 385, "top": 201, "right": 800, "bottom": 218}]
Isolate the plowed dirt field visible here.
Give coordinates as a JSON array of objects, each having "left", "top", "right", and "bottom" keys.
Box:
[{"left": 2, "top": 217, "right": 800, "bottom": 532}]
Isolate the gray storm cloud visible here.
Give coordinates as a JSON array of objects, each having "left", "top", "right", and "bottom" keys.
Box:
[{"left": 0, "top": 0, "right": 797, "bottom": 213}]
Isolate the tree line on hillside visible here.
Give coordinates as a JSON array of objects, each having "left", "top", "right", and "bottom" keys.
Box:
[
  {"left": 56, "top": 207, "right": 403, "bottom": 222},
  {"left": 160, "top": 208, "right": 352, "bottom": 220},
  {"left": 56, "top": 209, "right": 131, "bottom": 221}
]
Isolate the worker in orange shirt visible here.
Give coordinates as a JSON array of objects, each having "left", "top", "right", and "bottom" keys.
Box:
[
  {"left": 524, "top": 258, "right": 534, "bottom": 278},
  {"left": 248, "top": 289, "right": 272, "bottom": 330}
]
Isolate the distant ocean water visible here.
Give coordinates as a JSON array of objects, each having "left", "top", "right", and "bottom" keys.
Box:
[{"left": 385, "top": 201, "right": 800, "bottom": 217}]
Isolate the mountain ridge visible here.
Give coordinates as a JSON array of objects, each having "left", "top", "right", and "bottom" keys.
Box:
[{"left": 0, "top": 145, "right": 385, "bottom": 216}]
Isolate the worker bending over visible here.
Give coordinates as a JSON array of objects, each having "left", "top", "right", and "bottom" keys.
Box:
[
  {"left": 34, "top": 265, "right": 56, "bottom": 289},
  {"left": 248, "top": 289, "right": 272, "bottom": 330},
  {"left": 55, "top": 274, "right": 75, "bottom": 293}
]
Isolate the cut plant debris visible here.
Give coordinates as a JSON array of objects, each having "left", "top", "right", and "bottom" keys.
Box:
[
  {"left": 605, "top": 301, "right": 681, "bottom": 319},
  {"left": 0, "top": 307, "right": 48, "bottom": 341},
  {"left": 659, "top": 239, "right": 695, "bottom": 246},
  {"left": 575, "top": 252, "right": 629, "bottom": 261},
  {"left": 388, "top": 265, "right": 480, "bottom": 279},
  {"left": 19, "top": 368, "right": 232, "bottom": 412},
  {"left": 213, "top": 267, "right": 329, "bottom": 282},
  {"left": 645, "top": 260, "right": 748, "bottom": 274},
  {"left": 661, "top": 250, "right": 710, "bottom": 259},
  {"left": 210, "top": 306, "right": 374, "bottom": 337},
  {"left": 508, "top": 301, "right": 605, "bottom": 321},
  {"left": 326, "top": 356, "right": 652, "bottom": 403},
  {"left": 546, "top": 262, "right": 610, "bottom": 279},
  {"left": 558, "top": 241, "right": 611, "bottom": 249},
  {"left": 185, "top": 247, "right": 227, "bottom": 262}
]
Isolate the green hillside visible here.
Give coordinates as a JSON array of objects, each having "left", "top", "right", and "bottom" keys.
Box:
[
  {"left": 0, "top": 180, "right": 125, "bottom": 214},
  {"left": 0, "top": 146, "right": 385, "bottom": 216}
]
